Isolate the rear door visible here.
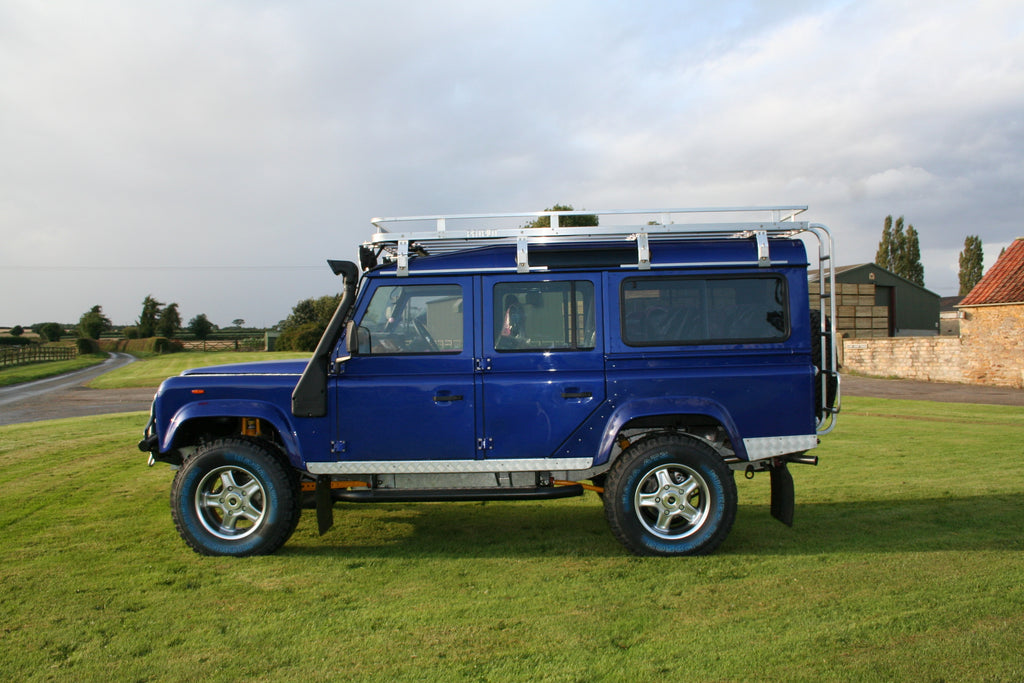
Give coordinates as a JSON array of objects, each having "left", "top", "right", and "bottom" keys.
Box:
[{"left": 479, "top": 275, "right": 605, "bottom": 459}]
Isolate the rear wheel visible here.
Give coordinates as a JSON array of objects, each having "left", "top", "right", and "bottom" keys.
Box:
[
  {"left": 604, "top": 435, "right": 736, "bottom": 556},
  {"left": 171, "top": 438, "right": 300, "bottom": 556}
]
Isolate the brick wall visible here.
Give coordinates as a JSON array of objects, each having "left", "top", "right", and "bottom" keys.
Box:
[{"left": 842, "top": 302, "right": 1024, "bottom": 388}]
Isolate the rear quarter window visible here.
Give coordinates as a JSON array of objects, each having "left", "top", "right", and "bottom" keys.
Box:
[{"left": 621, "top": 275, "right": 788, "bottom": 346}]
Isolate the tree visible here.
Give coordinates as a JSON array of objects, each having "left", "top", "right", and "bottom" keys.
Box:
[
  {"left": 36, "top": 322, "right": 63, "bottom": 342},
  {"left": 902, "top": 224, "right": 924, "bottom": 286},
  {"left": 958, "top": 235, "right": 984, "bottom": 296},
  {"left": 277, "top": 294, "right": 342, "bottom": 351},
  {"left": 188, "top": 313, "right": 214, "bottom": 340},
  {"left": 232, "top": 318, "right": 245, "bottom": 328},
  {"left": 138, "top": 295, "right": 163, "bottom": 337},
  {"left": 875, "top": 215, "right": 893, "bottom": 269},
  {"left": 522, "top": 204, "right": 599, "bottom": 229},
  {"left": 157, "top": 302, "right": 181, "bottom": 338},
  {"left": 79, "top": 305, "right": 111, "bottom": 340},
  {"left": 10, "top": 325, "right": 24, "bottom": 337},
  {"left": 875, "top": 215, "right": 924, "bottom": 285}
]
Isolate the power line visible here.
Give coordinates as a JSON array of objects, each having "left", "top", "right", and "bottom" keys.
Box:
[{"left": 1, "top": 265, "right": 327, "bottom": 271}]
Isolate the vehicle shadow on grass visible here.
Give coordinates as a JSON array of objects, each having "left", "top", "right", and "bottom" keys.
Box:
[
  {"left": 725, "top": 493, "right": 1024, "bottom": 556},
  {"left": 279, "top": 493, "right": 1023, "bottom": 559},
  {"left": 283, "top": 499, "right": 622, "bottom": 559}
]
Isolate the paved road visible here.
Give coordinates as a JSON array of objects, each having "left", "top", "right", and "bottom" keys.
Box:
[{"left": 0, "top": 353, "right": 153, "bottom": 426}]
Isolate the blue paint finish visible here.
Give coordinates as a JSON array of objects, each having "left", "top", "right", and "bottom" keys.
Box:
[{"left": 146, "top": 235, "right": 822, "bottom": 470}]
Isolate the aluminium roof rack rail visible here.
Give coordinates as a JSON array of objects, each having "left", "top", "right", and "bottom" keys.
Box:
[{"left": 364, "top": 205, "right": 818, "bottom": 277}]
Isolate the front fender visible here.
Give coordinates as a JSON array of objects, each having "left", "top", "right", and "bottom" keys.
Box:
[
  {"left": 595, "top": 396, "right": 745, "bottom": 465},
  {"left": 162, "top": 399, "right": 304, "bottom": 465}
]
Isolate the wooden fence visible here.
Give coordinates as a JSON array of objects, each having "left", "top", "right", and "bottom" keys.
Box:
[
  {"left": 0, "top": 345, "right": 78, "bottom": 368},
  {"left": 179, "top": 338, "right": 265, "bottom": 352}
]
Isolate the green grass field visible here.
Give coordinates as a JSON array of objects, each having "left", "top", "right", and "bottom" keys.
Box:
[
  {"left": 87, "top": 351, "right": 311, "bottom": 389},
  {"left": 1, "top": 398, "right": 1023, "bottom": 681}
]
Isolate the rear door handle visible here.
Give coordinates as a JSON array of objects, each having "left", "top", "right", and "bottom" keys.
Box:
[
  {"left": 433, "top": 394, "right": 464, "bottom": 403},
  {"left": 561, "top": 391, "right": 592, "bottom": 399}
]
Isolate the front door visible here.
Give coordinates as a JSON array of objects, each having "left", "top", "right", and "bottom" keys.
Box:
[
  {"left": 480, "top": 275, "right": 605, "bottom": 460},
  {"left": 335, "top": 277, "right": 476, "bottom": 461}
]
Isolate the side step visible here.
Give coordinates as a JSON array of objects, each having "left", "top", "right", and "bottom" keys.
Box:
[{"left": 332, "top": 484, "right": 584, "bottom": 503}]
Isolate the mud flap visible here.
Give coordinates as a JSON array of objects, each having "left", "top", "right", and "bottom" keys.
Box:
[
  {"left": 769, "top": 463, "right": 795, "bottom": 527},
  {"left": 315, "top": 475, "right": 334, "bottom": 535}
]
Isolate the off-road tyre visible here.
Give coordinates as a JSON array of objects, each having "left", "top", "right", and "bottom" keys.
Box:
[
  {"left": 171, "top": 437, "right": 300, "bottom": 556},
  {"left": 604, "top": 434, "right": 736, "bottom": 556}
]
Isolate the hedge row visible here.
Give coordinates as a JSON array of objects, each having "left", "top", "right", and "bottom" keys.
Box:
[
  {"left": 0, "top": 336, "right": 36, "bottom": 347},
  {"left": 98, "top": 337, "right": 183, "bottom": 354}
]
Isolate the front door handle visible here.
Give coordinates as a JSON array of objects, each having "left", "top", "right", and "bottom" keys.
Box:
[
  {"left": 561, "top": 391, "right": 592, "bottom": 399},
  {"left": 433, "top": 394, "right": 464, "bottom": 403}
]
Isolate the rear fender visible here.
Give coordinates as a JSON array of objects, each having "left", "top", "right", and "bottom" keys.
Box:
[
  {"left": 596, "top": 397, "right": 745, "bottom": 465},
  {"left": 163, "top": 400, "right": 303, "bottom": 467}
]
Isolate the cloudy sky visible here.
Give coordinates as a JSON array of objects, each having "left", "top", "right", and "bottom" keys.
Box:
[{"left": 2, "top": 0, "right": 1022, "bottom": 328}]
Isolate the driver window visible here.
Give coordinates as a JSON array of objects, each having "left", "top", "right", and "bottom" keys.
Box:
[{"left": 359, "top": 284, "right": 463, "bottom": 354}]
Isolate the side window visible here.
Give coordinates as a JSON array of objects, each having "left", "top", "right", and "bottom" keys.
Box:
[
  {"left": 359, "top": 284, "right": 463, "bottom": 354},
  {"left": 621, "top": 276, "right": 787, "bottom": 346},
  {"left": 493, "top": 281, "right": 595, "bottom": 351}
]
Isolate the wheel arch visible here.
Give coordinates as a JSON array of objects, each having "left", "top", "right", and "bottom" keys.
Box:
[
  {"left": 162, "top": 400, "right": 304, "bottom": 468},
  {"left": 594, "top": 397, "right": 746, "bottom": 467}
]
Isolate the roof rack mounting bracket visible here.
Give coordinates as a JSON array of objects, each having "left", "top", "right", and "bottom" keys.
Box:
[
  {"left": 516, "top": 235, "right": 529, "bottom": 273},
  {"left": 755, "top": 230, "right": 770, "bottom": 267},
  {"left": 397, "top": 239, "right": 410, "bottom": 277},
  {"left": 636, "top": 232, "right": 651, "bottom": 270}
]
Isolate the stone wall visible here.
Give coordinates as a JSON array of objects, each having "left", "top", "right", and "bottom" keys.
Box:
[
  {"left": 842, "top": 336, "right": 965, "bottom": 383},
  {"left": 842, "top": 302, "right": 1024, "bottom": 388},
  {"left": 959, "top": 304, "right": 1024, "bottom": 388}
]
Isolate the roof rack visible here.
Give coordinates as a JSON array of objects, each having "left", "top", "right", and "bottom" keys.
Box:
[{"left": 364, "top": 206, "right": 818, "bottom": 277}]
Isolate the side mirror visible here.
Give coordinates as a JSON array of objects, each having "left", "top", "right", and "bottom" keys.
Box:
[
  {"left": 345, "top": 320, "right": 359, "bottom": 355},
  {"left": 345, "top": 321, "right": 371, "bottom": 355}
]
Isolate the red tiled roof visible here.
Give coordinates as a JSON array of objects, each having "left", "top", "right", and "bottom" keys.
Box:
[{"left": 959, "top": 238, "right": 1024, "bottom": 306}]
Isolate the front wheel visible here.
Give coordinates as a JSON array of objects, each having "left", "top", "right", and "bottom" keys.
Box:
[
  {"left": 604, "top": 435, "right": 736, "bottom": 556},
  {"left": 170, "top": 438, "right": 300, "bottom": 556}
]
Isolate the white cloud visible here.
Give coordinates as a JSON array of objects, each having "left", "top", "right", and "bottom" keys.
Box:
[{"left": 1, "top": 0, "right": 1023, "bottom": 326}]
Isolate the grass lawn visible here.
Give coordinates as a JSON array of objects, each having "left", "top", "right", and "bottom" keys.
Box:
[
  {"left": 1, "top": 398, "right": 1022, "bottom": 681},
  {"left": 87, "top": 351, "right": 311, "bottom": 389},
  {"left": 0, "top": 354, "right": 108, "bottom": 387}
]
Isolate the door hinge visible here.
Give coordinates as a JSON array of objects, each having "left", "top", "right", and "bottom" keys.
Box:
[
  {"left": 476, "top": 437, "right": 493, "bottom": 451},
  {"left": 331, "top": 440, "right": 346, "bottom": 454},
  {"left": 475, "top": 357, "right": 492, "bottom": 372}
]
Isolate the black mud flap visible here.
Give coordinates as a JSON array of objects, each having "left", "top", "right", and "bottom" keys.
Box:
[
  {"left": 315, "top": 475, "right": 334, "bottom": 535},
  {"left": 769, "top": 463, "right": 795, "bottom": 527}
]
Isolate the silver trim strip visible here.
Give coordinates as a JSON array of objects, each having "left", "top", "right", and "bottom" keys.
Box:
[
  {"left": 743, "top": 434, "right": 818, "bottom": 461},
  {"left": 306, "top": 457, "right": 593, "bottom": 475}
]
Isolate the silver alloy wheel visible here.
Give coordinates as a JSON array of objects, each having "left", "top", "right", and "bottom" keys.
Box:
[
  {"left": 194, "top": 465, "right": 267, "bottom": 540},
  {"left": 633, "top": 463, "right": 710, "bottom": 539}
]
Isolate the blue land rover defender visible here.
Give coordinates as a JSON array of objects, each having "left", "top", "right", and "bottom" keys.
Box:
[{"left": 139, "top": 207, "right": 839, "bottom": 556}]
